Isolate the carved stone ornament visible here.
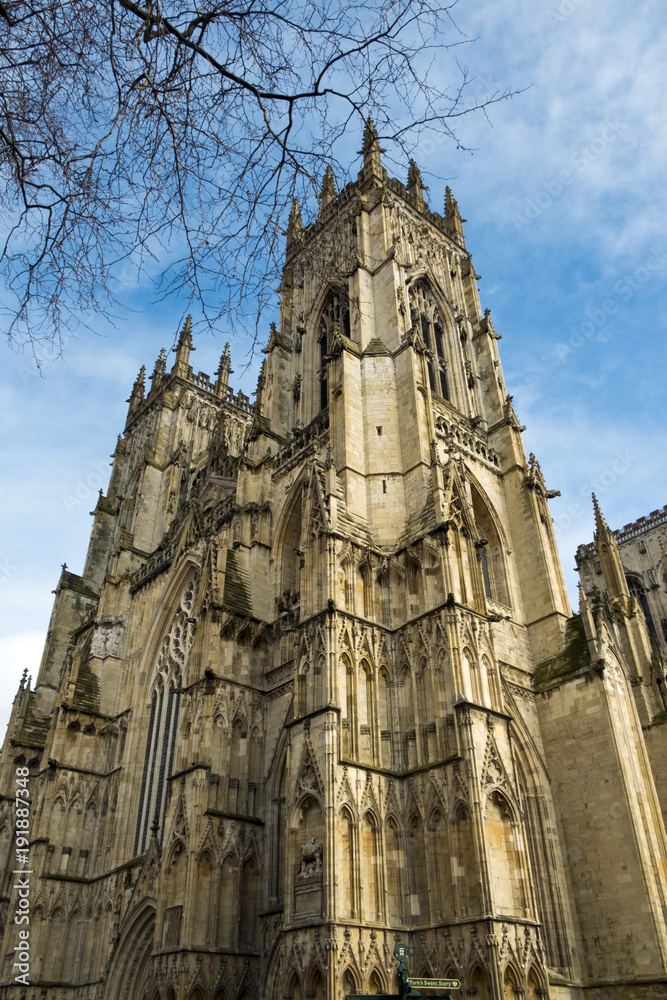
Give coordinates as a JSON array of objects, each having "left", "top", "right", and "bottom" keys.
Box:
[
  {"left": 296, "top": 837, "right": 323, "bottom": 881},
  {"left": 90, "top": 618, "right": 125, "bottom": 659}
]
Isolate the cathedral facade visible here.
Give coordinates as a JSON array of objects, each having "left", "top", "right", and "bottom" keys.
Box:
[{"left": 2, "top": 124, "right": 667, "bottom": 1000}]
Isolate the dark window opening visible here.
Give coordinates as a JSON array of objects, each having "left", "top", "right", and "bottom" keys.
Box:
[
  {"left": 318, "top": 288, "right": 350, "bottom": 412},
  {"left": 440, "top": 366, "right": 450, "bottom": 401}
]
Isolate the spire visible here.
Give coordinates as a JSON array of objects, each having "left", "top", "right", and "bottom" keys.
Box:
[
  {"left": 320, "top": 165, "right": 337, "bottom": 210},
  {"left": 444, "top": 186, "right": 466, "bottom": 247},
  {"left": 592, "top": 494, "right": 629, "bottom": 601},
  {"left": 359, "top": 118, "right": 384, "bottom": 184},
  {"left": 172, "top": 315, "right": 194, "bottom": 378},
  {"left": 406, "top": 159, "right": 428, "bottom": 209},
  {"left": 150, "top": 347, "right": 167, "bottom": 390},
  {"left": 126, "top": 365, "right": 146, "bottom": 413},
  {"left": 214, "top": 342, "right": 233, "bottom": 398}
]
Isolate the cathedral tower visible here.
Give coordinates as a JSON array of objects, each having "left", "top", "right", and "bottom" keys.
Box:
[{"left": 2, "top": 125, "right": 667, "bottom": 1000}]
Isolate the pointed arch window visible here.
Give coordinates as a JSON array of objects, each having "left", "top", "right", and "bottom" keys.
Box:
[
  {"left": 318, "top": 289, "right": 350, "bottom": 411},
  {"left": 134, "top": 576, "right": 197, "bottom": 855},
  {"left": 409, "top": 281, "right": 451, "bottom": 401}
]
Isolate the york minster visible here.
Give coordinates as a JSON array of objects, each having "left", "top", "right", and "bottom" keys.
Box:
[{"left": 2, "top": 124, "right": 667, "bottom": 1000}]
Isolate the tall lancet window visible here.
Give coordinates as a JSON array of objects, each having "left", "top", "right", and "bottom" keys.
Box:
[
  {"left": 134, "top": 576, "right": 197, "bottom": 855},
  {"left": 318, "top": 289, "right": 350, "bottom": 411},
  {"left": 408, "top": 281, "right": 450, "bottom": 402}
]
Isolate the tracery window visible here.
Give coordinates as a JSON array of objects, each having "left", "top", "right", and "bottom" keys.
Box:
[
  {"left": 408, "top": 281, "right": 450, "bottom": 401},
  {"left": 134, "top": 576, "right": 197, "bottom": 855},
  {"left": 318, "top": 289, "right": 350, "bottom": 411}
]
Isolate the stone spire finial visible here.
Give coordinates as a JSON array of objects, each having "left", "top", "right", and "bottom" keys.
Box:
[
  {"left": 361, "top": 118, "right": 379, "bottom": 153},
  {"left": 150, "top": 347, "right": 167, "bottom": 388},
  {"left": 172, "top": 315, "right": 195, "bottom": 378},
  {"left": 592, "top": 492, "right": 608, "bottom": 535},
  {"left": 445, "top": 186, "right": 466, "bottom": 246},
  {"left": 359, "top": 118, "right": 385, "bottom": 183},
  {"left": 407, "top": 159, "right": 428, "bottom": 209},
  {"left": 286, "top": 198, "right": 303, "bottom": 249},
  {"left": 214, "top": 342, "right": 233, "bottom": 397},
  {"left": 176, "top": 315, "right": 194, "bottom": 352},
  {"left": 254, "top": 359, "right": 268, "bottom": 415},
  {"left": 126, "top": 365, "right": 146, "bottom": 410},
  {"left": 320, "top": 166, "right": 337, "bottom": 210},
  {"left": 592, "top": 494, "right": 629, "bottom": 601}
]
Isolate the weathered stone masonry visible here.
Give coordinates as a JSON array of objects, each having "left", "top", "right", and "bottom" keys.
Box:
[{"left": 2, "top": 123, "right": 667, "bottom": 1000}]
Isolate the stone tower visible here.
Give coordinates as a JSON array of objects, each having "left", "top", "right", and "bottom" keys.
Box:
[{"left": 2, "top": 124, "right": 667, "bottom": 1000}]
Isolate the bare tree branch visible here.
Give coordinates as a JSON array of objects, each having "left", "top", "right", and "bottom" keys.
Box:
[{"left": 0, "top": 0, "right": 519, "bottom": 349}]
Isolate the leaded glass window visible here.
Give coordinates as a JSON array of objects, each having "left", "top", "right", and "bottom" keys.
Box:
[{"left": 134, "top": 576, "right": 197, "bottom": 854}]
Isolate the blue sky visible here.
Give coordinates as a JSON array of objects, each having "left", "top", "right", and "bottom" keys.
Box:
[{"left": 1, "top": 0, "right": 666, "bottom": 736}]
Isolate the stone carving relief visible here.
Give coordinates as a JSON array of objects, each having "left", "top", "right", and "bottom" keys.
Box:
[
  {"left": 296, "top": 838, "right": 323, "bottom": 881},
  {"left": 90, "top": 618, "right": 125, "bottom": 659},
  {"left": 224, "top": 416, "right": 246, "bottom": 457}
]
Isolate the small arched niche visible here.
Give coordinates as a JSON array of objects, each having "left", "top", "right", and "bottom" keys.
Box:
[{"left": 470, "top": 485, "right": 511, "bottom": 607}]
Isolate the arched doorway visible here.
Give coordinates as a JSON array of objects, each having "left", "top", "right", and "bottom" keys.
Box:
[{"left": 105, "top": 898, "right": 157, "bottom": 1000}]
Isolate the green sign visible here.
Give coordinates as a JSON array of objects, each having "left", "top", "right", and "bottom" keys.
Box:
[
  {"left": 407, "top": 979, "right": 460, "bottom": 990},
  {"left": 394, "top": 942, "right": 410, "bottom": 961}
]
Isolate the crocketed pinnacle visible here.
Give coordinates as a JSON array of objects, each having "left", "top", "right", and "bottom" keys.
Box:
[
  {"left": 216, "top": 342, "right": 232, "bottom": 377},
  {"left": 214, "top": 342, "right": 233, "bottom": 397},
  {"left": 132, "top": 365, "right": 145, "bottom": 396},
  {"left": 150, "top": 347, "right": 167, "bottom": 384},
  {"left": 175, "top": 314, "right": 194, "bottom": 353},
  {"left": 592, "top": 492, "right": 609, "bottom": 538},
  {"left": 407, "top": 158, "right": 427, "bottom": 207},
  {"left": 287, "top": 198, "right": 302, "bottom": 233},
  {"left": 361, "top": 118, "right": 379, "bottom": 154},
  {"left": 320, "top": 165, "right": 337, "bottom": 208},
  {"left": 591, "top": 493, "right": 629, "bottom": 601},
  {"left": 126, "top": 364, "right": 146, "bottom": 411}
]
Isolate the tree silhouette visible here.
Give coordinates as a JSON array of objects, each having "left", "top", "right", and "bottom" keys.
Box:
[{"left": 0, "top": 0, "right": 514, "bottom": 348}]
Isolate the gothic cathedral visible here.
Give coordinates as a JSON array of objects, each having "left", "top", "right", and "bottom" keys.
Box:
[{"left": 3, "top": 123, "right": 667, "bottom": 1000}]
